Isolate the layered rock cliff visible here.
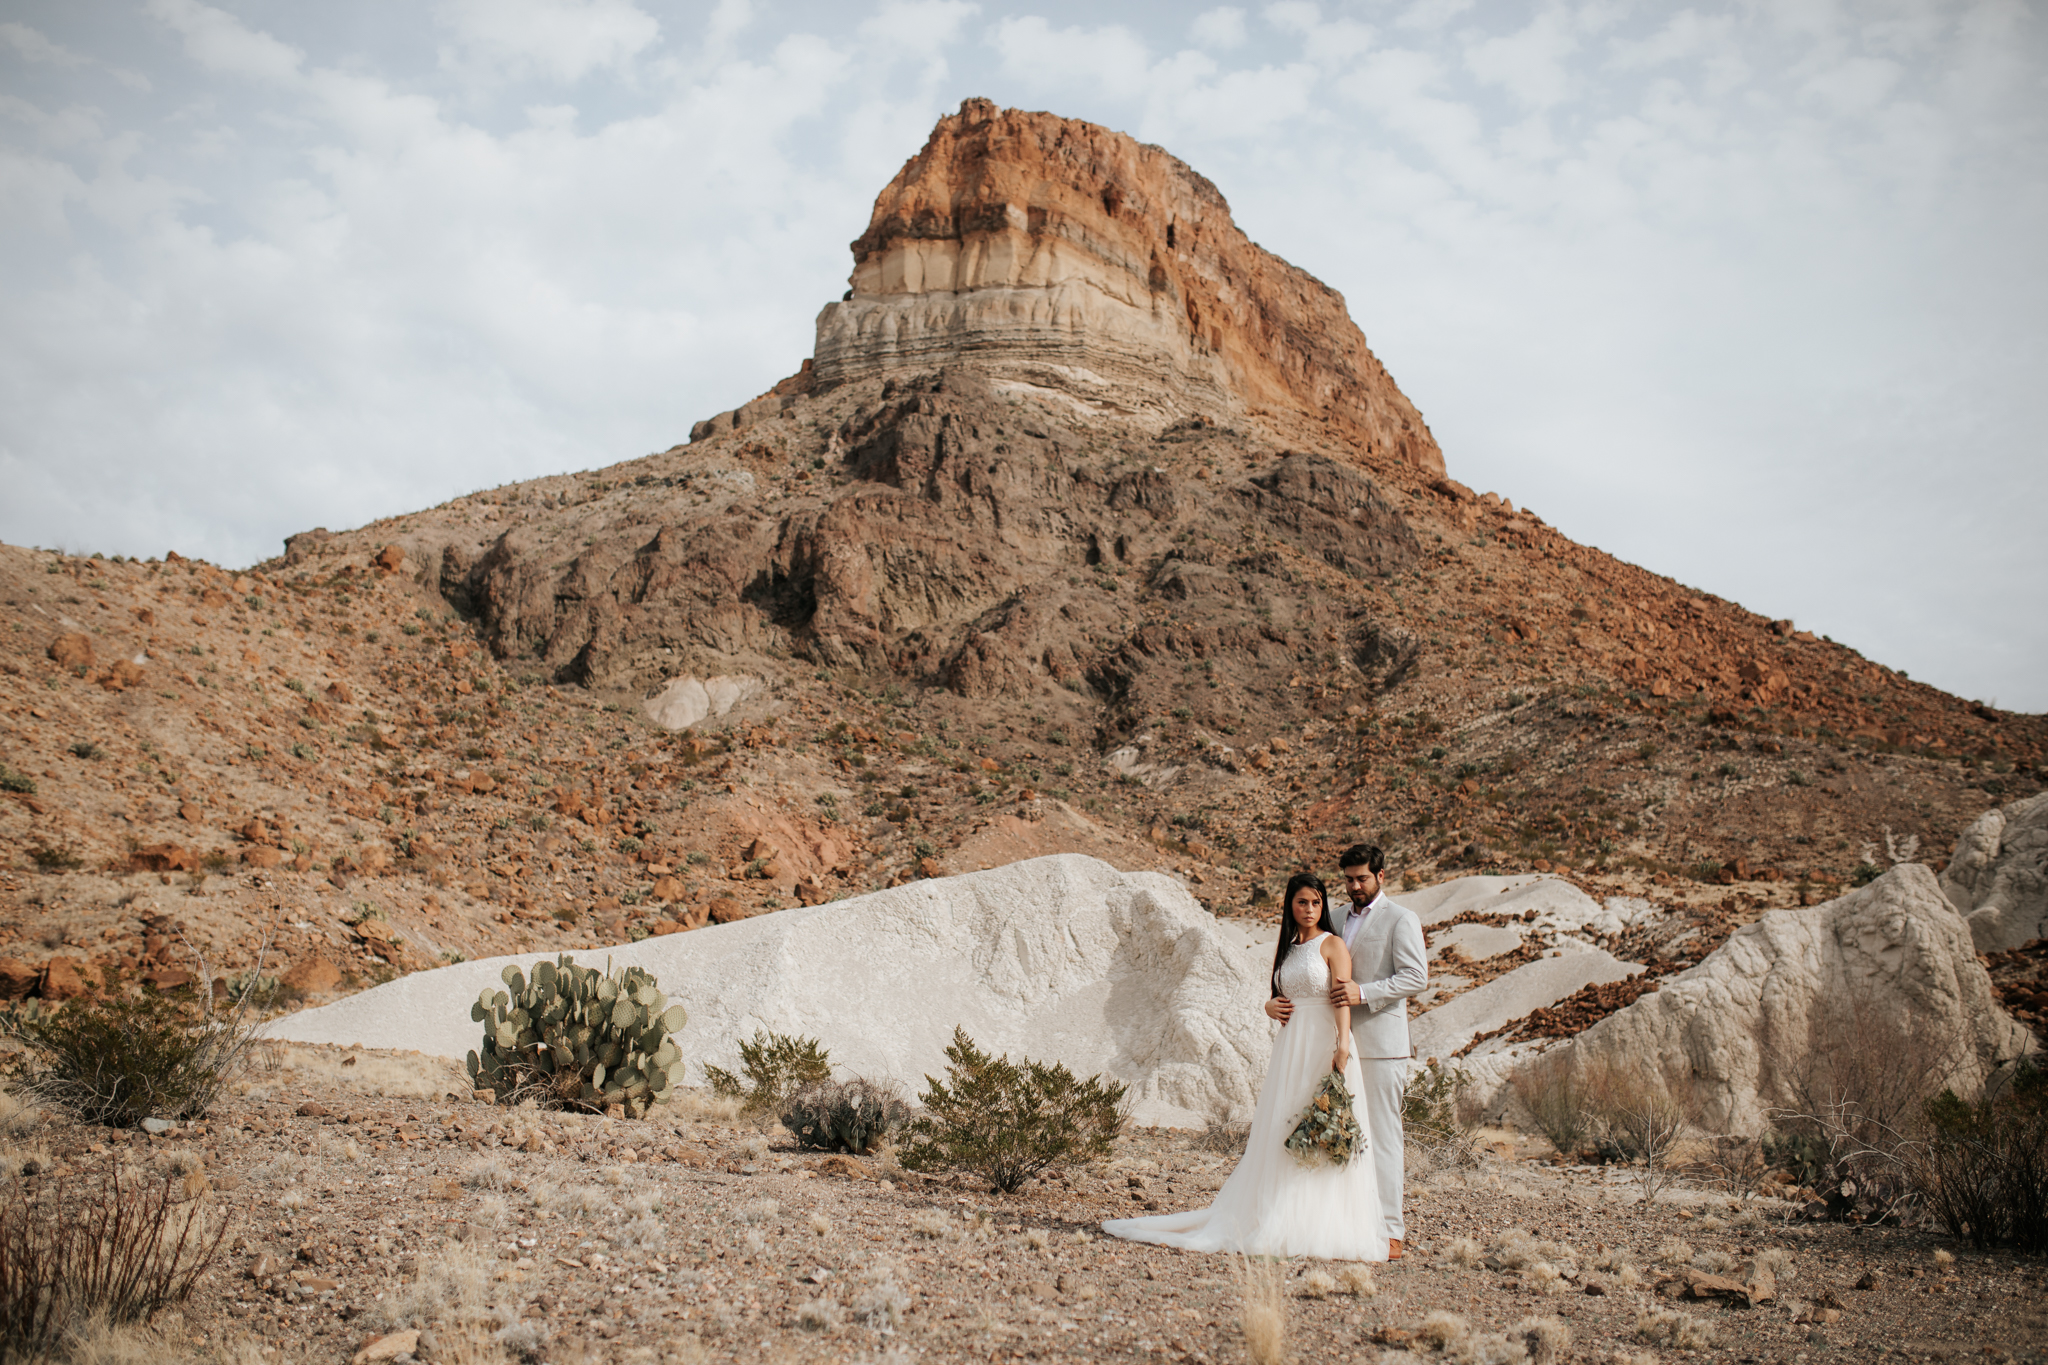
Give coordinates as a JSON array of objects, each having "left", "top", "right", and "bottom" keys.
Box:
[{"left": 811, "top": 98, "right": 1444, "bottom": 476}]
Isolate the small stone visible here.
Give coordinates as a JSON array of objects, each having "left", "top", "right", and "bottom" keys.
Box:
[
  {"left": 352, "top": 1328, "right": 418, "bottom": 1363},
  {"left": 296, "top": 1102, "right": 332, "bottom": 1118},
  {"left": 1027, "top": 1280, "right": 1056, "bottom": 1301},
  {"left": 140, "top": 1117, "right": 173, "bottom": 1135},
  {"left": 1854, "top": 1270, "right": 1879, "bottom": 1290},
  {"left": 0, "top": 959, "right": 38, "bottom": 1000}
]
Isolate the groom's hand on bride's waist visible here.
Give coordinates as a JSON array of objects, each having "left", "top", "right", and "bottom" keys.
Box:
[{"left": 1263, "top": 997, "right": 1293, "bottom": 1022}]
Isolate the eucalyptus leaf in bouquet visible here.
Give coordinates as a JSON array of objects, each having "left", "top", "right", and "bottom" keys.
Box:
[{"left": 1285, "top": 1070, "right": 1365, "bottom": 1168}]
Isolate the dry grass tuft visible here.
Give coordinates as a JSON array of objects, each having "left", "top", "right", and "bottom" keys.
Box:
[
  {"left": 1237, "top": 1258, "right": 1288, "bottom": 1365},
  {"left": 1414, "top": 1309, "right": 1469, "bottom": 1349},
  {"left": 1444, "top": 1235, "right": 1483, "bottom": 1269},
  {"left": 1529, "top": 1261, "right": 1566, "bottom": 1294},
  {"left": 1509, "top": 1315, "right": 1571, "bottom": 1365},
  {"left": 1654, "top": 1236, "right": 1693, "bottom": 1266},
  {"left": 1692, "top": 1248, "right": 1737, "bottom": 1274},
  {"left": 1297, "top": 1269, "right": 1337, "bottom": 1299},
  {"left": 1337, "top": 1264, "right": 1378, "bottom": 1297},
  {"left": 1932, "top": 1248, "right": 1955, "bottom": 1269}
]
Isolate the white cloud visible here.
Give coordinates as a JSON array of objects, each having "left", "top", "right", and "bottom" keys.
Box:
[
  {"left": 144, "top": 0, "right": 304, "bottom": 85},
  {"left": 436, "top": 0, "right": 662, "bottom": 84},
  {"left": 1463, "top": 9, "right": 1580, "bottom": 110},
  {"left": 1190, "top": 7, "right": 1248, "bottom": 50},
  {"left": 0, "top": 21, "right": 86, "bottom": 66}
]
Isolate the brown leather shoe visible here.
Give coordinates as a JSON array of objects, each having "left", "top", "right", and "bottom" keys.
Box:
[{"left": 1387, "top": 1238, "right": 1404, "bottom": 1260}]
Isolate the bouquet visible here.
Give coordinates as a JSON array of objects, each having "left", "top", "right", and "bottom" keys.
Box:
[{"left": 1284, "top": 1070, "right": 1365, "bottom": 1168}]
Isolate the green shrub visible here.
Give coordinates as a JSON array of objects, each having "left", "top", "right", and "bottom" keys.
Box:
[
  {"left": 0, "top": 767, "right": 35, "bottom": 795},
  {"left": 466, "top": 955, "right": 686, "bottom": 1118},
  {"left": 704, "top": 1030, "right": 830, "bottom": 1114},
  {"left": 67, "top": 741, "right": 104, "bottom": 761},
  {"left": 782, "top": 1078, "right": 911, "bottom": 1154},
  {"left": 899, "top": 1027, "right": 1125, "bottom": 1193},
  {"left": 1, "top": 988, "right": 262, "bottom": 1126},
  {"left": 25, "top": 845, "right": 82, "bottom": 873},
  {"left": 1921, "top": 1061, "right": 2048, "bottom": 1250},
  {"left": 1403, "top": 1058, "right": 1479, "bottom": 1168}
]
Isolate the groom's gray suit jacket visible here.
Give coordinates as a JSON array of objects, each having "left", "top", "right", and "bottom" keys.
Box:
[{"left": 1339, "top": 893, "right": 1428, "bottom": 1060}]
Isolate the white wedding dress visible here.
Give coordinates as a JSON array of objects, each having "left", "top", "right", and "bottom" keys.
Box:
[{"left": 1102, "top": 932, "right": 1389, "bottom": 1261}]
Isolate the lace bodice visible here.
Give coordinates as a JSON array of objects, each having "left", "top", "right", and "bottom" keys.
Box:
[{"left": 1277, "top": 933, "right": 1332, "bottom": 1001}]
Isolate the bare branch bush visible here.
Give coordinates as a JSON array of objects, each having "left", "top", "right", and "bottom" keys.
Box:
[
  {"left": 1510, "top": 1048, "right": 1592, "bottom": 1158},
  {"left": 1918, "top": 1059, "right": 2048, "bottom": 1250},
  {"left": 1583, "top": 1059, "right": 1695, "bottom": 1204},
  {"left": 1766, "top": 997, "right": 1963, "bottom": 1223},
  {"left": 0, "top": 1161, "right": 228, "bottom": 1357},
  {"left": 1696, "top": 1134, "right": 1771, "bottom": 1204}
]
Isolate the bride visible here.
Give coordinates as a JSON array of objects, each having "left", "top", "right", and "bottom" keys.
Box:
[{"left": 1102, "top": 873, "right": 1389, "bottom": 1261}]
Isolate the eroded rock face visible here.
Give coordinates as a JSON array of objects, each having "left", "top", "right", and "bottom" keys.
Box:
[
  {"left": 1560, "top": 864, "right": 2032, "bottom": 1134},
  {"left": 1939, "top": 792, "right": 2048, "bottom": 952},
  {"left": 465, "top": 371, "right": 1419, "bottom": 722},
  {"left": 814, "top": 98, "right": 1443, "bottom": 476}
]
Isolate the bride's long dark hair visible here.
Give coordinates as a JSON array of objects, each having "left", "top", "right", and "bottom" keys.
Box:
[{"left": 1270, "top": 871, "right": 1337, "bottom": 998}]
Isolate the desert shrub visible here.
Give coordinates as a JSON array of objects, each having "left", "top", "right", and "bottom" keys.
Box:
[
  {"left": 703, "top": 1031, "right": 830, "bottom": 1115},
  {"left": 0, "top": 767, "right": 35, "bottom": 795},
  {"left": 781, "top": 1078, "right": 910, "bottom": 1154},
  {"left": 1512, "top": 1049, "right": 1591, "bottom": 1156},
  {"left": 1699, "top": 1132, "right": 1770, "bottom": 1202},
  {"left": 2, "top": 988, "right": 262, "bottom": 1127},
  {"left": 1403, "top": 1059, "right": 1479, "bottom": 1168},
  {"left": 1582, "top": 1060, "right": 1693, "bottom": 1202},
  {"left": 0, "top": 1161, "right": 227, "bottom": 1357},
  {"left": 26, "top": 844, "right": 82, "bottom": 872},
  {"left": 466, "top": 956, "right": 686, "bottom": 1118},
  {"left": 900, "top": 1027, "right": 1126, "bottom": 1194},
  {"left": 1768, "top": 998, "right": 1962, "bottom": 1221},
  {"left": 1920, "top": 1060, "right": 2048, "bottom": 1250}
]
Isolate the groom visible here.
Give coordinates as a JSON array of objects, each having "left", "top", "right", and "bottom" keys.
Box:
[{"left": 1327, "top": 843, "right": 1427, "bottom": 1258}]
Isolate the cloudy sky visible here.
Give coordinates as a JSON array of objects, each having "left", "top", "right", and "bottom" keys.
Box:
[{"left": 3, "top": 1, "right": 2043, "bottom": 710}]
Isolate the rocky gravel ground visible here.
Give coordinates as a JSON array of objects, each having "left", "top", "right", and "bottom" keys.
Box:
[{"left": 6, "top": 1044, "right": 2042, "bottom": 1365}]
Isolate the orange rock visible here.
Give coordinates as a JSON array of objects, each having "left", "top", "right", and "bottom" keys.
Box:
[
  {"left": 645, "top": 919, "right": 684, "bottom": 936},
  {"left": 130, "top": 843, "right": 201, "bottom": 873},
  {"left": 200, "top": 588, "right": 229, "bottom": 608},
  {"left": 650, "top": 876, "right": 686, "bottom": 902},
  {"left": 178, "top": 802, "right": 203, "bottom": 823},
  {"left": 0, "top": 959, "right": 39, "bottom": 999},
  {"left": 40, "top": 957, "right": 101, "bottom": 1001},
  {"left": 374, "top": 545, "right": 404, "bottom": 572},
  {"left": 47, "top": 633, "right": 94, "bottom": 670},
  {"left": 280, "top": 958, "right": 344, "bottom": 994},
  {"left": 707, "top": 897, "right": 754, "bottom": 924},
  {"left": 327, "top": 680, "right": 354, "bottom": 704},
  {"left": 918, "top": 857, "right": 943, "bottom": 879},
  {"left": 241, "top": 847, "right": 283, "bottom": 868},
  {"left": 132, "top": 607, "right": 155, "bottom": 626}
]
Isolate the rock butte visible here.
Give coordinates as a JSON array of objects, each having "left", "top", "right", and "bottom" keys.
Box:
[{"left": 711, "top": 98, "right": 1442, "bottom": 476}]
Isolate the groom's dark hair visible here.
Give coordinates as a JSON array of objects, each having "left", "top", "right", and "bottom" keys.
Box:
[{"left": 1337, "top": 842, "right": 1385, "bottom": 873}]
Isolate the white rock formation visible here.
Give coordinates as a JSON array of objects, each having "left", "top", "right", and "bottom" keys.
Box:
[
  {"left": 1939, "top": 792, "right": 2048, "bottom": 952},
  {"left": 1409, "top": 941, "right": 1644, "bottom": 1066},
  {"left": 1560, "top": 864, "right": 2032, "bottom": 1135},
  {"left": 265, "top": 854, "right": 1271, "bottom": 1127},
  {"left": 641, "top": 673, "right": 766, "bottom": 731}
]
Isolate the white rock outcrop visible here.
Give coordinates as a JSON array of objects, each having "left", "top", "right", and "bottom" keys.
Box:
[
  {"left": 641, "top": 673, "right": 766, "bottom": 731},
  {"left": 1939, "top": 792, "right": 2048, "bottom": 952},
  {"left": 266, "top": 854, "right": 1271, "bottom": 1127},
  {"left": 1560, "top": 864, "right": 2032, "bottom": 1135}
]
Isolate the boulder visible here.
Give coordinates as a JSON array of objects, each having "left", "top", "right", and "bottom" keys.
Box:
[
  {"left": 263, "top": 854, "right": 1273, "bottom": 1127},
  {"left": 40, "top": 957, "right": 101, "bottom": 1001},
  {"left": 1561, "top": 864, "right": 2032, "bottom": 1134},
  {"left": 47, "top": 633, "right": 93, "bottom": 670},
  {"left": 280, "top": 958, "right": 345, "bottom": 995},
  {"left": 0, "top": 959, "right": 39, "bottom": 999},
  {"left": 1939, "top": 792, "right": 2048, "bottom": 952}
]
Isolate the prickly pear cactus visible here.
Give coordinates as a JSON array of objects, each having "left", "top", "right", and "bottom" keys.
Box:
[{"left": 465, "top": 955, "right": 686, "bottom": 1117}]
